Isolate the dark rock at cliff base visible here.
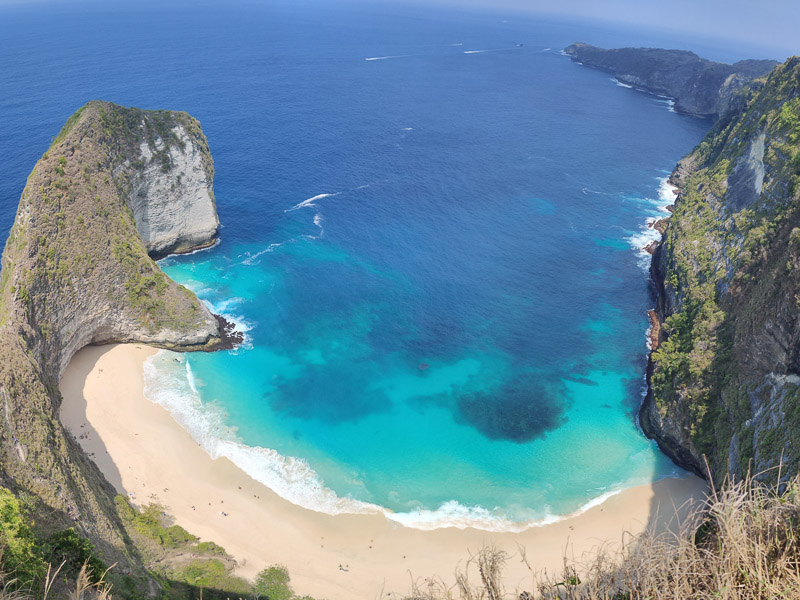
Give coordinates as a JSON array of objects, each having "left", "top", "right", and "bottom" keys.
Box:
[
  {"left": 564, "top": 43, "right": 778, "bottom": 120},
  {"left": 652, "top": 218, "right": 670, "bottom": 235},
  {"left": 212, "top": 314, "right": 245, "bottom": 350},
  {"left": 643, "top": 240, "right": 659, "bottom": 255}
]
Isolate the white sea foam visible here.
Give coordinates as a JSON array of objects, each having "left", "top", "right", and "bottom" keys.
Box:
[
  {"left": 185, "top": 360, "right": 199, "bottom": 395},
  {"left": 143, "top": 350, "right": 649, "bottom": 532},
  {"left": 285, "top": 192, "right": 339, "bottom": 212},
  {"left": 658, "top": 177, "right": 679, "bottom": 204},
  {"left": 241, "top": 241, "right": 290, "bottom": 265},
  {"left": 386, "top": 500, "right": 527, "bottom": 531},
  {"left": 614, "top": 79, "right": 634, "bottom": 89},
  {"left": 212, "top": 296, "right": 245, "bottom": 314},
  {"left": 365, "top": 55, "right": 410, "bottom": 61},
  {"left": 464, "top": 47, "right": 519, "bottom": 54},
  {"left": 450, "top": 43, "right": 463, "bottom": 46},
  {"left": 626, "top": 177, "right": 679, "bottom": 269},
  {"left": 645, "top": 322, "right": 654, "bottom": 351},
  {"left": 653, "top": 98, "right": 677, "bottom": 113},
  {"left": 582, "top": 187, "right": 619, "bottom": 197},
  {"left": 310, "top": 213, "right": 324, "bottom": 238},
  {"left": 627, "top": 218, "right": 664, "bottom": 269}
]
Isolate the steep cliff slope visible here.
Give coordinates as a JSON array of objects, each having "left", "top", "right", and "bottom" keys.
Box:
[
  {"left": 565, "top": 43, "right": 778, "bottom": 120},
  {"left": 643, "top": 57, "right": 800, "bottom": 482},
  {"left": 0, "top": 101, "right": 228, "bottom": 580}
]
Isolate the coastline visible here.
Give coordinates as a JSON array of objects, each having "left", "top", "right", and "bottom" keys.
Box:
[{"left": 59, "top": 343, "right": 708, "bottom": 600}]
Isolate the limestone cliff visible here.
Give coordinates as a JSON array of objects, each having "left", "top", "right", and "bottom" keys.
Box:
[
  {"left": 564, "top": 43, "right": 778, "bottom": 120},
  {"left": 0, "top": 101, "right": 230, "bottom": 579},
  {"left": 642, "top": 57, "right": 800, "bottom": 483},
  {"left": 128, "top": 111, "right": 220, "bottom": 258}
]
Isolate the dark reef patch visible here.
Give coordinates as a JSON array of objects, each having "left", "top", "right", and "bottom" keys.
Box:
[
  {"left": 267, "top": 365, "right": 391, "bottom": 423},
  {"left": 456, "top": 375, "right": 568, "bottom": 443}
]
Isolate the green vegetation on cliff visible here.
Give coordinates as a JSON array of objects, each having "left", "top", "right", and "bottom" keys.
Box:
[{"left": 646, "top": 57, "right": 800, "bottom": 482}]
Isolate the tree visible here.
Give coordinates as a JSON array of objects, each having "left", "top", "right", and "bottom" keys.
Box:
[{"left": 254, "top": 565, "right": 293, "bottom": 600}]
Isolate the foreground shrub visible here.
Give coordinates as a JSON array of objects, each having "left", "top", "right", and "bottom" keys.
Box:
[
  {"left": 0, "top": 488, "right": 46, "bottom": 589},
  {"left": 42, "top": 528, "right": 107, "bottom": 583}
]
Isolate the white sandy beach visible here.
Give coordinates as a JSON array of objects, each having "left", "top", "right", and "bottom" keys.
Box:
[{"left": 59, "top": 344, "right": 708, "bottom": 600}]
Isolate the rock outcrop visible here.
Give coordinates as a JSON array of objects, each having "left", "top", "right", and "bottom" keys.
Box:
[
  {"left": 0, "top": 101, "right": 230, "bottom": 580},
  {"left": 641, "top": 57, "right": 800, "bottom": 483},
  {"left": 564, "top": 43, "right": 778, "bottom": 120},
  {"left": 129, "top": 116, "right": 220, "bottom": 258}
]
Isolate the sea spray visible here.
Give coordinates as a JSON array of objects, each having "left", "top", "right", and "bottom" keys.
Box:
[{"left": 626, "top": 177, "right": 679, "bottom": 268}]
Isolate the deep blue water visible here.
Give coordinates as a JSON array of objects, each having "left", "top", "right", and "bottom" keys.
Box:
[{"left": 0, "top": 0, "right": 730, "bottom": 528}]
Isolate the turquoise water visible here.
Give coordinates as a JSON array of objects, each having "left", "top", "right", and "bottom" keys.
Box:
[{"left": 0, "top": 0, "right": 733, "bottom": 529}]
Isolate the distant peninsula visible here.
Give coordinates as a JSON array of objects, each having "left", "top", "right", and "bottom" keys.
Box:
[{"left": 564, "top": 42, "right": 778, "bottom": 120}]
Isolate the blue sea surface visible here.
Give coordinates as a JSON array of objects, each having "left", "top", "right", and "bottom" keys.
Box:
[{"left": 0, "top": 0, "right": 735, "bottom": 528}]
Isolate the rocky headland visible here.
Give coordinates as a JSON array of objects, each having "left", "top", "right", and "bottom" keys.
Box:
[
  {"left": 0, "top": 101, "right": 237, "bottom": 582},
  {"left": 641, "top": 56, "right": 800, "bottom": 483},
  {"left": 564, "top": 43, "right": 778, "bottom": 120}
]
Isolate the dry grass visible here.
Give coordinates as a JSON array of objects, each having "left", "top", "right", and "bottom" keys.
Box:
[
  {"left": 407, "top": 469, "right": 800, "bottom": 600},
  {"left": 0, "top": 561, "right": 114, "bottom": 600}
]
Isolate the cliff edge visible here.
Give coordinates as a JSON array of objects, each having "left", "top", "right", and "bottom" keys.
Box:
[
  {"left": 642, "top": 57, "right": 800, "bottom": 483},
  {"left": 564, "top": 43, "right": 778, "bottom": 120},
  {"left": 0, "top": 101, "right": 230, "bottom": 579}
]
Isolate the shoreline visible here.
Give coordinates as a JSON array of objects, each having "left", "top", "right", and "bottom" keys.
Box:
[{"left": 59, "top": 343, "right": 708, "bottom": 599}]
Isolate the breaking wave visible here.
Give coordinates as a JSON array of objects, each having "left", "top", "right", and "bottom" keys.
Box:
[{"left": 625, "top": 177, "right": 679, "bottom": 269}]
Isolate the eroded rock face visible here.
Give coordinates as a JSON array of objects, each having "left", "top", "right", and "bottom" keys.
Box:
[
  {"left": 727, "top": 130, "right": 766, "bottom": 211},
  {"left": 564, "top": 43, "right": 777, "bottom": 120},
  {"left": 130, "top": 124, "right": 220, "bottom": 257}
]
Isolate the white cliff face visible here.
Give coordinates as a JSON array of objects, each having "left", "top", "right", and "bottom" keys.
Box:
[{"left": 130, "top": 125, "right": 220, "bottom": 256}]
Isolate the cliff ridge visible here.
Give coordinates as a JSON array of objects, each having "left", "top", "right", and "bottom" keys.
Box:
[
  {"left": 642, "top": 57, "right": 800, "bottom": 483},
  {"left": 564, "top": 43, "right": 778, "bottom": 120}
]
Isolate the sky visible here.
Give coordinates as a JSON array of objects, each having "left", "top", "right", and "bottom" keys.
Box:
[
  {"left": 402, "top": 0, "right": 800, "bottom": 60},
  {"left": 0, "top": 0, "right": 796, "bottom": 60}
]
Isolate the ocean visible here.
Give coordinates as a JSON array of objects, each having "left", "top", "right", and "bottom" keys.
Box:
[{"left": 0, "top": 0, "right": 762, "bottom": 529}]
